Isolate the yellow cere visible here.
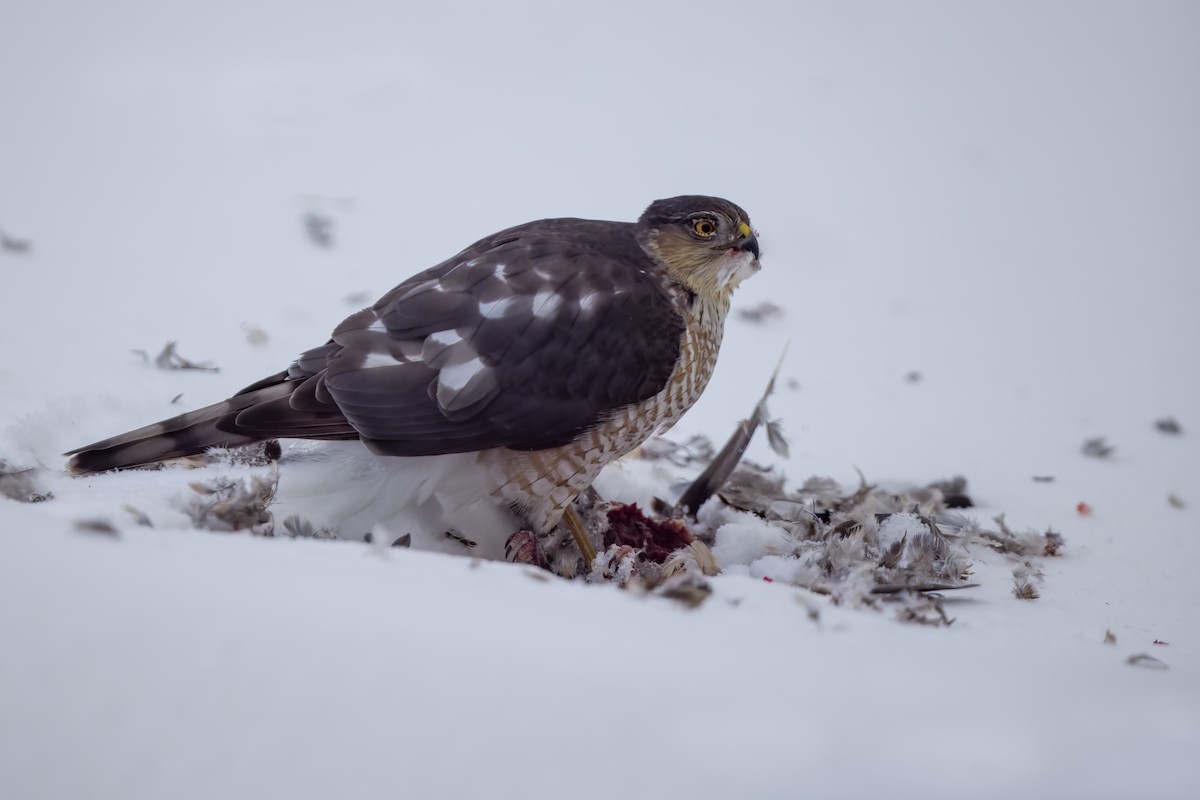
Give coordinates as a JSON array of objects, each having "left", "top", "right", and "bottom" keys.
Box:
[{"left": 737, "top": 222, "right": 752, "bottom": 238}]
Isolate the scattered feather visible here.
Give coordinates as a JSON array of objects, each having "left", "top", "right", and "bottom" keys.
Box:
[
  {"left": 896, "top": 595, "right": 953, "bottom": 626},
  {"left": 1032, "top": 475, "right": 1055, "bottom": 483},
  {"left": 1081, "top": 437, "right": 1114, "bottom": 459},
  {"left": 736, "top": 301, "right": 784, "bottom": 322},
  {"left": 795, "top": 475, "right": 849, "bottom": 511},
  {"left": 660, "top": 539, "right": 720, "bottom": 578},
  {"left": 678, "top": 345, "right": 788, "bottom": 514},
  {"left": 793, "top": 593, "right": 821, "bottom": 624},
  {"left": 280, "top": 514, "right": 337, "bottom": 540},
  {"left": 1104, "top": 629, "right": 1117, "bottom": 645},
  {"left": 904, "top": 370, "right": 923, "bottom": 383},
  {"left": 1154, "top": 416, "right": 1182, "bottom": 435},
  {"left": 241, "top": 323, "right": 269, "bottom": 346},
  {"left": 186, "top": 467, "right": 277, "bottom": 534},
  {"left": 303, "top": 212, "right": 334, "bottom": 248},
  {"left": 878, "top": 533, "right": 907, "bottom": 569},
  {"left": 636, "top": 434, "right": 714, "bottom": 466},
  {"left": 122, "top": 505, "right": 153, "bottom": 527},
  {"left": 580, "top": 443, "right": 1060, "bottom": 625},
  {"left": 765, "top": 418, "right": 789, "bottom": 458},
  {"left": 689, "top": 539, "right": 720, "bottom": 576},
  {"left": 654, "top": 575, "right": 713, "bottom": 609},
  {"left": 764, "top": 499, "right": 815, "bottom": 524},
  {"left": 716, "top": 461, "right": 789, "bottom": 516},
  {"left": 1012, "top": 562, "right": 1043, "bottom": 599},
  {"left": 0, "top": 225, "right": 32, "bottom": 253},
  {"left": 74, "top": 518, "right": 118, "bottom": 537},
  {"left": 1126, "top": 654, "right": 1169, "bottom": 670},
  {"left": 344, "top": 290, "right": 373, "bottom": 305},
  {"left": 872, "top": 582, "right": 979, "bottom": 594},
  {"left": 928, "top": 475, "right": 973, "bottom": 508},
  {"left": 1167, "top": 493, "right": 1185, "bottom": 509},
  {"left": 1012, "top": 579, "right": 1040, "bottom": 600},
  {"left": 1012, "top": 561, "right": 1045, "bottom": 583},
  {"left": 981, "top": 514, "right": 1064, "bottom": 557},
  {"left": 0, "top": 460, "right": 52, "bottom": 503},
  {"left": 144, "top": 341, "right": 219, "bottom": 372}
]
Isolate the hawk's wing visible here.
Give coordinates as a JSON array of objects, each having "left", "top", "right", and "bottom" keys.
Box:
[{"left": 231, "top": 218, "right": 687, "bottom": 456}]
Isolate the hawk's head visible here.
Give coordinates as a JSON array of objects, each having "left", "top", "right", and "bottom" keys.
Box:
[{"left": 636, "top": 195, "right": 761, "bottom": 298}]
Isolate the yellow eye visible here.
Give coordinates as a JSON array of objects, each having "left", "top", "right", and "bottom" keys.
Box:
[{"left": 693, "top": 218, "right": 717, "bottom": 237}]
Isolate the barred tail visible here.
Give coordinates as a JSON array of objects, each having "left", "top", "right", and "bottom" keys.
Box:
[
  {"left": 65, "top": 398, "right": 265, "bottom": 475},
  {"left": 66, "top": 363, "right": 364, "bottom": 475}
]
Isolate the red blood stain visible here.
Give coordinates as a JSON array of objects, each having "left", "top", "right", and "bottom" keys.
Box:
[{"left": 604, "top": 503, "right": 694, "bottom": 563}]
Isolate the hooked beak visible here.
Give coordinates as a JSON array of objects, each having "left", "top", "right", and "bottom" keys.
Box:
[{"left": 735, "top": 231, "right": 760, "bottom": 260}]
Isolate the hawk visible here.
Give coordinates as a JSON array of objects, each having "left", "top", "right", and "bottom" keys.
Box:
[{"left": 67, "top": 196, "right": 761, "bottom": 565}]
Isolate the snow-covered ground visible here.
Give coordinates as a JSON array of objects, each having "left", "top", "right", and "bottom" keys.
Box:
[{"left": 2, "top": 1, "right": 1198, "bottom": 797}]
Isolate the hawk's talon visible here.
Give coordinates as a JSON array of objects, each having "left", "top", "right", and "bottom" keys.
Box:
[
  {"left": 562, "top": 505, "right": 597, "bottom": 570},
  {"left": 504, "top": 530, "right": 547, "bottom": 568}
]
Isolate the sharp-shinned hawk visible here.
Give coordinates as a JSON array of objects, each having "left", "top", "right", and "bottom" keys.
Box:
[{"left": 67, "top": 195, "right": 761, "bottom": 565}]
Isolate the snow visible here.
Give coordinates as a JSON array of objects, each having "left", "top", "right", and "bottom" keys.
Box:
[
  {"left": 709, "top": 507, "right": 795, "bottom": 570},
  {"left": 2, "top": 1, "right": 1199, "bottom": 798}
]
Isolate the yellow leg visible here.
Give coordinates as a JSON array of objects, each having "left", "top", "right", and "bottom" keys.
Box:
[{"left": 563, "top": 505, "right": 597, "bottom": 570}]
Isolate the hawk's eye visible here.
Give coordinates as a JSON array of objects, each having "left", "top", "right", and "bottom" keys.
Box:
[{"left": 692, "top": 218, "right": 718, "bottom": 238}]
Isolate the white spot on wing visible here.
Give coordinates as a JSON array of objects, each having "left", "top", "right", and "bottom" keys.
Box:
[
  {"left": 421, "top": 329, "right": 464, "bottom": 364},
  {"left": 361, "top": 352, "right": 399, "bottom": 369},
  {"left": 577, "top": 292, "right": 605, "bottom": 318},
  {"left": 427, "top": 330, "right": 462, "bottom": 348},
  {"left": 478, "top": 296, "right": 516, "bottom": 318},
  {"left": 437, "top": 356, "right": 496, "bottom": 411},
  {"left": 439, "top": 356, "right": 484, "bottom": 393},
  {"left": 395, "top": 341, "right": 423, "bottom": 361},
  {"left": 532, "top": 290, "right": 563, "bottom": 320}
]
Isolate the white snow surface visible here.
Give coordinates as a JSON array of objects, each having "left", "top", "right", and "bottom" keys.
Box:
[{"left": 2, "top": 2, "right": 1198, "bottom": 798}]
